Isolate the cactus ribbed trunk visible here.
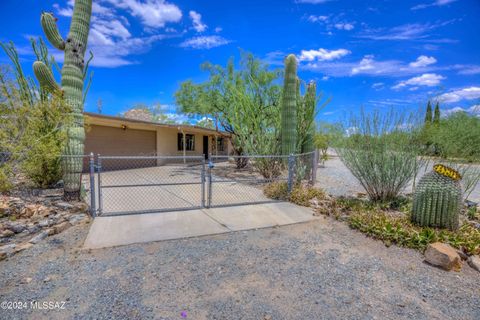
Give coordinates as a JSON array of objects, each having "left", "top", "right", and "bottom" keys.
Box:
[
  {"left": 302, "top": 81, "right": 316, "bottom": 154},
  {"left": 280, "top": 54, "right": 298, "bottom": 156},
  {"left": 412, "top": 167, "right": 462, "bottom": 230},
  {"left": 33, "top": 0, "right": 92, "bottom": 200}
]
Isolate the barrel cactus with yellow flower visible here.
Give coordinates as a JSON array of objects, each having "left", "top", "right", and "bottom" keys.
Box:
[{"left": 412, "top": 164, "right": 463, "bottom": 230}]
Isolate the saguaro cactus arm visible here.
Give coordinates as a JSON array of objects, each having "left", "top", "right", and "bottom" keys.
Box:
[
  {"left": 40, "top": 13, "right": 65, "bottom": 50},
  {"left": 33, "top": 61, "right": 60, "bottom": 93}
]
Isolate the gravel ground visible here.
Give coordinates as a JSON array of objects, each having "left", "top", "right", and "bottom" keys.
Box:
[
  {"left": 315, "top": 155, "right": 480, "bottom": 203},
  {"left": 1, "top": 216, "right": 479, "bottom": 320}
]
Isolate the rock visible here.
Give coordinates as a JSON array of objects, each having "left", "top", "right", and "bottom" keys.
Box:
[
  {"left": 0, "top": 244, "right": 16, "bottom": 260},
  {"left": 29, "top": 231, "right": 49, "bottom": 244},
  {"left": 264, "top": 315, "right": 272, "bottom": 320},
  {"left": 0, "top": 229, "right": 15, "bottom": 238},
  {"left": 21, "top": 204, "right": 37, "bottom": 218},
  {"left": 467, "top": 255, "right": 480, "bottom": 272},
  {"left": 14, "top": 242, "right": 33, "bottom": 253},
  {"left": 456, "top": 249, "right": 469, "bottom": 261},
  {"left": 68, "top": 214, "right": 87, "bottom": 225},
  {"left": 27, "top": 225, "right": 41, "bottom": 234},
  {"left": 6, "top": 222, "right": 26, "bottom": 234},
  {"left": 55, "top": 202, "right": 74, "bottom": 210},
  {"left": 73, "top": 202, "right": 89, "bottom": 213},
  {"left": 53, "top": 221, "right": 71, "bottom": 234},
  {"left": 46, "top": 228, "right": 55, "bottom": 236},
  {"left": 424, "top": 242, "right": 462, "bottom": 271},
  {"left": 35, "top": 205, "right": 52, "bottom": 218},
  {"left": 21, "top": 277, "right": 33, "bottom": 284},
  {"left": 38, "top": 219, "right": 52, "bottom": 228}
]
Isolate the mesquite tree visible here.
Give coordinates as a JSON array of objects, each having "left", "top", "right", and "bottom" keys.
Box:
[{"left": 33, "top": 1, "right": 93, "bottom": 200}]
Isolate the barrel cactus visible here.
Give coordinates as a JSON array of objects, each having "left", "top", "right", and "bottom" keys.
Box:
[
  {"left": 280, "top": 54, "right": 298, "bottom": 156},
  {"left": 33, "top": 1, "right": 93, "bottom": 200},
  {"left": 412, "top": 164, "right": 463, "bottom": 230}
]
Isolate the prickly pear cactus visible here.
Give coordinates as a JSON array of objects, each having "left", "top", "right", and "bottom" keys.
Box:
[
  {"left": 412, "top": 164, "right": 462, "bottom": 230},
  {"left": 33, "top": 1, "right": 92, "bottom": 200},
  {"left": 280, "top": 54, "right": 298, "bottom": 156}
]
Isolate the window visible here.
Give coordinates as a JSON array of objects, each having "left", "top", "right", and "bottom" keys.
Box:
[
  {"left": 178, "top": 133, "right": 195, "bottom": 151},
  {"left": 216, "top": 137, "right": 225, "bottom": 152}
]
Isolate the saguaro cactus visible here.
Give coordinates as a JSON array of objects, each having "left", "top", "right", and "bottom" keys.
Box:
[
  {"left": 302, "top": 81, "right": 316, "bottom": 154},
  {"left": 33, "top": 1, "right": 93, "bottom": 200},
  {"left": 412, "top": 164, "right": 462, "bottom": 230},
  {"left": 280, "top": 54, "right": 298, "bottom": 156}
]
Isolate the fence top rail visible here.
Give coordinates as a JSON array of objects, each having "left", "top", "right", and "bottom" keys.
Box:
[
  {"left": 211, "top": 151, "right": 316, "bottom": 159},
  {"left": 98, "top": 155, "right": 206, "bottom": 160}
]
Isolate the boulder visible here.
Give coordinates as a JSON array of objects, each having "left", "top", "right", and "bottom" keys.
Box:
[
  {"left": 14, "top": 242, "right": 33, "bottom": 253},
  {"left": 21, "top": 204, "right": 38, "bottom": 218},
  {"left": 54, "top": 202, "right": 74, "bottom": 210},
  {"left": 0, "top": 229, "right": 15, "bottom": 238},
  {"left": 53, "top": 221, "right": 71, "bottom": 234},
  {"left": 29, "top": 231, "right": 48, "bottom": 244},
  {"left": 0, "top": 244, "right": 16, "bottom": 260},
  {"left": 73, "top": 202, "right": 89, "bottom": 213},
  {"left": 68, "top": 214, "right": 88, "bottom": 225},
  {"left": 424, "top": 242, "right": 462, "bottom": 271},
  {"left": 468, "top": 255, "right": 480, "bottom": 272}
]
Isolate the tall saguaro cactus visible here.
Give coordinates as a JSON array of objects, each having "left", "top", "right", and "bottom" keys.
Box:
[
  {"left": 302, "top": 81, "right": 317, "bottom": 154},
  {"left": 280, "top": 54, "right": 298, "bottom": 156},
  {"left": 33, "top": 0, "right": 93, "bottom": 200}
]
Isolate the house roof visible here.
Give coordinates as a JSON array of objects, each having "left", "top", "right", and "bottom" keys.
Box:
[{"left": 83, "top": 112, "right": 230, "bottom": 136}]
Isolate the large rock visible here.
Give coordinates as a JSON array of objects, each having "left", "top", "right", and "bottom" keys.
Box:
[
  {"left": 424, "top": 242, "right": 462, "bottom": 271},
  {"left": 0, "top": 244, "right": 16, "bottom": 260},
  {"left": 468, "top": 255, "right": 480, "bottom": 272},
  {"left": 29, "top": 231, "right": 49, "bottom": 244},
  {"left": 53, "top": 221, "right": 71, "bottom": 234}
]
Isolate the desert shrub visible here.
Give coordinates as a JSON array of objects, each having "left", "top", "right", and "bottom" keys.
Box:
[
  {"left": 336, "top": 109, "right": 424, "bottom": 202},
  {"left": 0, "top": 164, "right": 13, "bottom": 192},
  {"left": 289, "top": 183, "right": 325, "bottom": 207},
  {"left": 263, "top": 181, "right": 288, "bottom": 200},
  {"left": 349, "top": 210, "right": 480, "bottom": 255},
  {"left": 423, "top": 112, "right": 480, "bottom": 162},
  {"left": 0, "top": 61, "right": 71, "bottom": 190}
]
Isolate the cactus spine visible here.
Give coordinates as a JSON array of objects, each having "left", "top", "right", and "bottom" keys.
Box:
[
  {"left": 280, "top": 54, "right": 298, "bottom": 156},
  {"left": 33, "top": 1, "right": 92, "bottom": 200},
  {"left": 412, "top": 166, "right": 462, "bottom": 230}
]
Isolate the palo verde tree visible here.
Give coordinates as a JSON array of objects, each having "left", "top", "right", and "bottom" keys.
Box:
[
  {"left": 175, "top": 52, "right": 282, "bottom": 168},
  {"left": 33, "top": 1, "right": 93, "bottom": 200}
]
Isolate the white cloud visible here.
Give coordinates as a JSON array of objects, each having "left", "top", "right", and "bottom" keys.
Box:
[
  {"left": 296, "top": 0, "right": 333, "bottom": 3},
  {"left": 214, "top": 27, "right": 223, "bottom": 33},
  {"left": 357, "top": 22, "right": 454, "bottom": 41},
  {"left": 307, "top": 15, "right": 329, "bottom": 23},
  {"left": 189, "top": 10, "right": 207, "bottom": 33},
  {"left": 298, "top": 48, "right": 351, "bottom": 62},
  {"left": 372, "top": 82, "right": 384, "bottom": 90},
  {"left": 180, "top": 35, "right": 230, "bottom": 49},
  {"left": 443, "top": 105, "right": 480, "bottom": 117},
  {"left": 102, "top": 0, "right": 181, "bottom": 29},
  {"left": 334, "top": 22, "right": 354, "bottom": 31},
  {"left": 457, "top": 66, "right": 480, "bottom": 75},
  {"left": 53, "top": 1, "right": 179, "bottom": 67},
  {"left": 392, "top": 73, "right": 445, "bottom": 90},
  {"left": 409, "top": 55, "right": 437, "bottom": 68},
  {"left": 438, "top": 87, "right": 480, "bottom": 103},
  {"left": 412, "top": 0, "right": 457, "bottom": 10}
]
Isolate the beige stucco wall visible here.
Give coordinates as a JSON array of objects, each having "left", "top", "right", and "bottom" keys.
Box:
[{"left": 85, "top": 114, "right": 232, "bottom": 166}]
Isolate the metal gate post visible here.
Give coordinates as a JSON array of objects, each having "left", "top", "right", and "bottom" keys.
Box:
[
  {"left": 287, "top": 154, "right": 295, "bottom": 193},
  {"left": 311, "top": 150, "right": 319, "bottom": 185},
  {"left": 201, "top": 156, "right": 206, "bottom": 208},
  {"left": 97, "top": 155, "right": 103, "bottom": 215},
  {"left": 207, "top": 153, "right": 213, "bottom": 208},
  {"left": 89, "top": 153, "right": 96, "bottom": 218}
]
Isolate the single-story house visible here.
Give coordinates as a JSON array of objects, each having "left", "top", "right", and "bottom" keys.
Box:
[{"left": 83, "top": 112, "right": 232, "bottom": 169}]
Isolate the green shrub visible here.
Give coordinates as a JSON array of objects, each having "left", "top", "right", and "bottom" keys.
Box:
[
  {"left": 0, "top": 164, "right": 13, "bottom": 192},
  {"left": 349, "top": 210, "right": 480, "bottom": 255},
  {"left": 289, "top": 183, "right": 325, "bottom": 207},
  {"left": 336, "top": 109, "right": 424, "bottom": 202},
  {"left": 263, "top": 181, "right": 289, "bottom": 200}
]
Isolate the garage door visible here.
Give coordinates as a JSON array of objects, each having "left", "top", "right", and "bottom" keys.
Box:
[{"left": 84, "top": 125, "right": 157, "bottom": 171}]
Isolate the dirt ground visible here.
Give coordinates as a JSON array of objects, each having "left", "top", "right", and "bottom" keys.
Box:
[{"left": 1, "top": 215, "right": 479, "bottom": 320}]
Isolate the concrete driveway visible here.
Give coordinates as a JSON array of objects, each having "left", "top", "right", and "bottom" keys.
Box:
[{"left": 84, "top": 202, "right": 317, "bottom": 249}]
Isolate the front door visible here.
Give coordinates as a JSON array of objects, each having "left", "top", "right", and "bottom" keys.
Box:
[{"left": 203, "top": 136, "right": 209, "bottom": 159}]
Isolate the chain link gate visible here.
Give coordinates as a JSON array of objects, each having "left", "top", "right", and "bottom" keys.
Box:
[{"left": 87, "top": 151, "right": 319, "bottom": 217}]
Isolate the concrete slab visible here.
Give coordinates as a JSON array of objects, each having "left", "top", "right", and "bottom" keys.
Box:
[
  {"left": 205, "top": 202, "right": 317, "bottom": 231},
  {"left": 83, "top": 203, "right": 317, "bottom": 250},
  {"left": 83, "top": 209, "right": 229, "bottom": 249}
]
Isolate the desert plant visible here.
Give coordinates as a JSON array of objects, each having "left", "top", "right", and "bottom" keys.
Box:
[
  {"left": 412, "top": 164, "right": 462, "bottom": 230},
  {"left": 33, "top": 1, "right": 93, "bottom": 199},
  {"left": 280, "top": 54, "right": 298, "bottom": 156},
  {"left": 425, "top": 101, "right": 432, "bottom": 124},
  {"left": 263, "top": 181, "right": 289, "bottom": 200},
  {"left": 336, "top": 109, "right": 424, "bottom": 202}
]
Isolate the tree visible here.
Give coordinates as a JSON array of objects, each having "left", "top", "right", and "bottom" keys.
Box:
[
  {"left": 175, "top": 52, "right": 282, "bottom": 167},
  {"left": 425, "top": 101, "right": 432, "bottom": 124},
  {"left": 433, "top": 102, "right": 441, "bottom": 124}
]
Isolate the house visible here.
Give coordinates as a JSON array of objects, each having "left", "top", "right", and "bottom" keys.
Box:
[{"left": 83, "top": 112, "right": 232, "bottom": 169}]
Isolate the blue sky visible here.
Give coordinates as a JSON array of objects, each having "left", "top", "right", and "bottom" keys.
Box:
[{"left": 1, "top": 0, "right": 479, "bottom": 123}]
